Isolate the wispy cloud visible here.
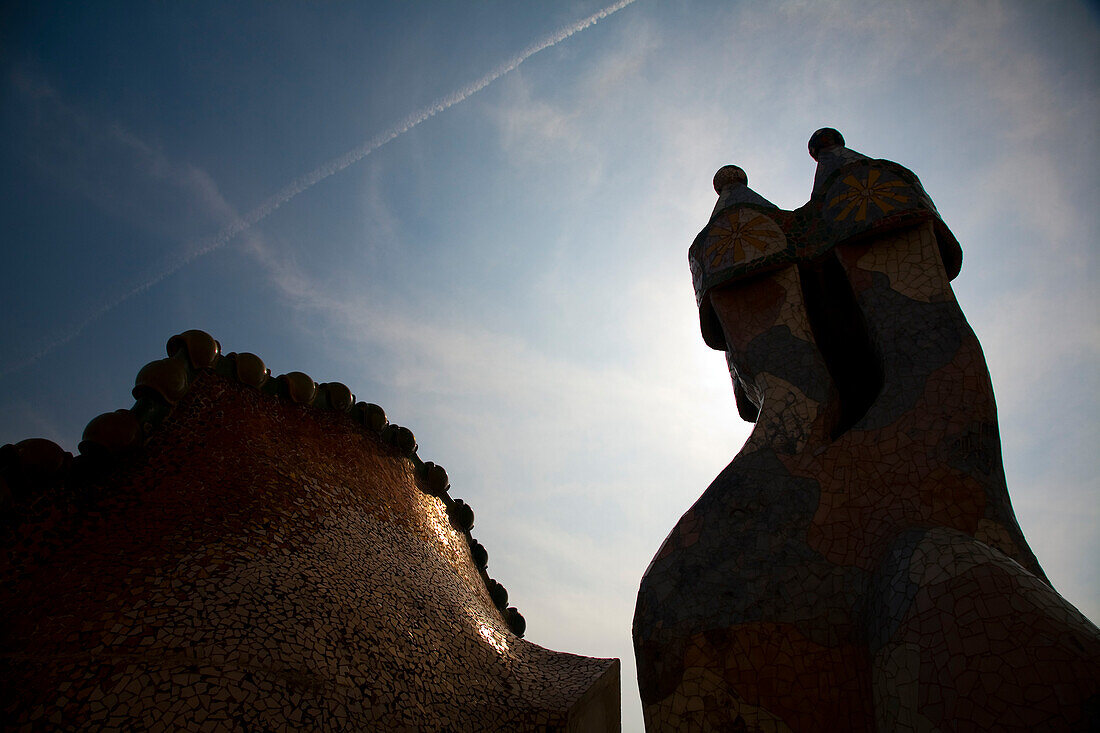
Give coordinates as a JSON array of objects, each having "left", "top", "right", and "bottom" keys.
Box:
[
  {"left": 10, "top": 74, "right": 239, "bottom": 239},
  {"left": 0, "top": 0, "right": 639, "bottom": 381},
  {"left": 238, "top": 190, "right": 746, "bottom": 486},
  {"left": 1, "top": 74, "right": 269, "bottom": 380}
]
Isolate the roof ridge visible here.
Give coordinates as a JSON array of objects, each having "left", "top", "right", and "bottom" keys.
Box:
[{"left": 0, "top": 329, "right": 526, "bottom": 637}]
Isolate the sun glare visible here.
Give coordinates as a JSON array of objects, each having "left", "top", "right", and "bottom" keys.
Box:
[{"left": 477, "top": 621, "right": 510, "bottom": 654}]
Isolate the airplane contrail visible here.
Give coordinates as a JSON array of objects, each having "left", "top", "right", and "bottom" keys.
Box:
[{"left": 1, "top": 0, "right": 638, "bottom": 380}]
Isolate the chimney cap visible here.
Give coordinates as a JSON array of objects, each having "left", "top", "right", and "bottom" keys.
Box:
[
  {"left": 713, "top": 165, "right": 748, "bottom": 194},
  {"left": 808, "top": 128, "right": 845, "bottom": 160}
]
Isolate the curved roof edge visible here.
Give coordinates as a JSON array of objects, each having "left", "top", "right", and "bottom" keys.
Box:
[{"left": 0, "top": 328, "right": 527, "bottom": 638}]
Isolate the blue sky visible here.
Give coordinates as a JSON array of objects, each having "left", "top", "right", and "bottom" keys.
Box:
[{"left": 2, "top": 1, "right": 1097, "bottom": 727}]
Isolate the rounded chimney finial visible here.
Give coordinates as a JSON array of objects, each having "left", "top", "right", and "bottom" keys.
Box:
[
  {"left": 808, "top": 128, "right": 845, "bottom": 161},
  {"left": 713, "top": 165, "right": 748, "bottom": 194}
]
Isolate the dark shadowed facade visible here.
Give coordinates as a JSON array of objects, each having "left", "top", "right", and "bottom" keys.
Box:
[
  {"left": 1, "top": 331, "right": 619, "bottom": 731},
  {"left": 633, "top": 129, "right": 1099, "bottom": 731}
]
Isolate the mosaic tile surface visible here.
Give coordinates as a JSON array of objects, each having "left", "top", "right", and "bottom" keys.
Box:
[
  {"left": 634, "top": 129, "right": 1100, "bottom": 731},
  {"left": 1, "top": 335, "right": 619, "bottom": 731}
]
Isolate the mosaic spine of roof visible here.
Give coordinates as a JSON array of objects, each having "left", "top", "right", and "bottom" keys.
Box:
[
  {"left": 1, "top": 329, "right": 620, "bottom": 730},
  {"left": 634, "top": 129, "right": 1100, "bottom": 731}
]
